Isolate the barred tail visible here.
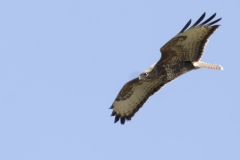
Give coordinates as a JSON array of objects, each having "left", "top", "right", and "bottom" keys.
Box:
[{"left": 193, "top": 61, "right": 223, "bottom": 70}]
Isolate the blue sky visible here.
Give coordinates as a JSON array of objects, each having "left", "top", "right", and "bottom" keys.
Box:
[{"left": 0, "top": 0, "right": 239, "bottom": 160}]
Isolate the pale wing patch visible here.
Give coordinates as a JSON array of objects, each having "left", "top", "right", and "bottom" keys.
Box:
[
  {"left": 113, "top": 80, "right": 159, "bottom": 115},
  {"left": 160, "top": 13, "right": 221, "bottom": 63},
  {"left": 173, "top": 26, "right": 213, "bottom": 57},
  {"left": 160, "top": 25, "right": 219, "bottom": 62},
  {"left": 111, "top": 78, "right": 164, "bottom": 124}
]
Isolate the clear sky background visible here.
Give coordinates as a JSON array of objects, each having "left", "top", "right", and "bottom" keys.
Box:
[{"left": 0, "top": 0, "right": 239, "bottom": 160}]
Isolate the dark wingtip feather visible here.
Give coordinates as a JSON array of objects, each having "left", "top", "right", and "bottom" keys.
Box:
[
  {"left": 109, "top": 105, "right": 114, "bottom": 109},
  {"left": 178, "top": 13, "right": 222, "bottom": 34},
  {"left": 120, "top": 117, "right": 125, "bottom": 125},
  {"left": 208, "top": 18, "right": 222, "bottom": 26},
  {"left": 190, "top": 12, "right": 206, "bottom": 28},
  {"left": 179, "top": 19, "right": 191, "bottom": 33},
  {"left": 111, "top": 110, "right": 116, "bottom": 116},
  {"left": 114, "top": 115, "right": 120, "bottom": 123},
  {"left": 200, "top": 13, "right": 216, "bottom": 25},
  {"left": 126, "top": 116, "right": 131, "bottom": 121}
]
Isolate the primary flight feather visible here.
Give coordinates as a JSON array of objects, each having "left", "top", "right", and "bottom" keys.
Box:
[{"left": 110, "top": 13, "right": 223, "bottom": 124}]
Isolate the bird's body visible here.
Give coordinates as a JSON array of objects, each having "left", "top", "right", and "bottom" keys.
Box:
[{"left": 110, "top": 13, "right": 223, "bottom": 124}]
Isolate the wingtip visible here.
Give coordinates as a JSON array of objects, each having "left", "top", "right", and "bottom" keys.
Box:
[
  {"left": 114, "top": 115, "right": 120, "bottom": 123},
  {"left": 111, "top": 110, "right": 116, "bottom": 116},
  {"left": 179, "top": 19, "right": 191, "bottom": 33},
  {"left": 120, "top": 117, "right": 125, "bottom": 125}
]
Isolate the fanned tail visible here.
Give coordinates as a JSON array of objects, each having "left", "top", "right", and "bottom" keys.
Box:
[{"left": 193, "top": 61, "right": 223, "bottom": 70}]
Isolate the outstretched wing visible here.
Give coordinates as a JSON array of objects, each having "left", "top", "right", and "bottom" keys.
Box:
[
  {"left": 110, "top": 77, "right": 165, "bottom": 124},
  {"left": 110, "top": 13, "right": 222, "bottom": 125},
  {"left": 159, "top": 13, "right": 221, "bottom": 63}
]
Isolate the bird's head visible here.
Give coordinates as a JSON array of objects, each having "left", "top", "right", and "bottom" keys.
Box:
[
  {"left": 138, "top": 63, "right": 156, "bottom": 80},
  {"left": 139, "top": 72, "right": 149, "bottom": 80}
]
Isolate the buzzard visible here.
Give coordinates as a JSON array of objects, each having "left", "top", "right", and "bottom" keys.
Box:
[{"left": 110, "top": 13, "right": 223, "bottom": 124}]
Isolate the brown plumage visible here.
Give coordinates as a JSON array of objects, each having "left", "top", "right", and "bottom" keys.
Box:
[{"left": 110, "top": 13, "right": 223, "bottom": 124}]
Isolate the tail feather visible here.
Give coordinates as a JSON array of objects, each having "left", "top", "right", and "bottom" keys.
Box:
[{"left": 193, "top": 61, "right": 223, "bottom": 70}]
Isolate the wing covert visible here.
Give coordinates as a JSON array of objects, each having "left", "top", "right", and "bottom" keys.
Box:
[
  {"left": 110, "top": 77, "right": 165, "bottom": 124},
  {"left": 159, "top": 13, "right": 221, "bottom": 63}
]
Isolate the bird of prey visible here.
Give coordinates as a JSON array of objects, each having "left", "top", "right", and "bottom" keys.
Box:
[{"left": 110, "top": 13, "right": 223, "bottom": 124}]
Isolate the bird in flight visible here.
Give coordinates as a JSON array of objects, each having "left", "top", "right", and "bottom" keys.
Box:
[{"left": 110, "top": 13, "right": 223, "bottom": 124}]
